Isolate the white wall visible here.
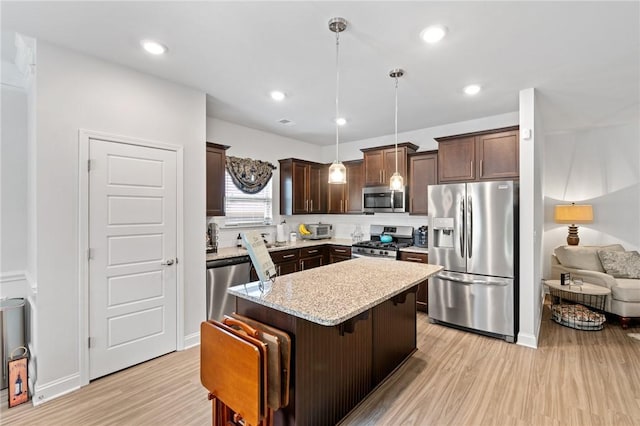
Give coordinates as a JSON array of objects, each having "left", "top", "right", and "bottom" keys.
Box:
[
  {"left": 33, "top": 42, "right": 206, "bottom": 402},
  {"left": 517, "top": 88, "right": 545, "bottom": 349},
  {"left": 542, "top": 121, "right": 640, "bottom": 277},
  {"left": 1, "top": 84, "right": 29, "bottom": 296}
]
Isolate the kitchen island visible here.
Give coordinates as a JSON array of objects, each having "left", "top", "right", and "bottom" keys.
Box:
[{"left": 228, "top": 257, "right": 442, "bottom": 426}]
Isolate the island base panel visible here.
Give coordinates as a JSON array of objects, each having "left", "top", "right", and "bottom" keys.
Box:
[{"left": 236, "top": 287, "right": 417, "bottom": 426}]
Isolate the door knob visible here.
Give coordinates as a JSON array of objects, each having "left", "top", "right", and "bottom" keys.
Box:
[{"left": 161, "top": 259, "right": 175, "bottom": 266}]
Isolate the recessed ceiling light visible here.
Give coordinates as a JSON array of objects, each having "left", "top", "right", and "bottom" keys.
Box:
[
  {"left": 335, "top": 117, "right": 347, "bottom": 126},
  {"left": 463, "top": 84, "right": 481, "bottom": 96},
  {"left": 270, "top": 91, "right": 286, "bottom": 101},
  {"left": 420, "top": 25, "right": 447, "bottom": 44},
  {"left": 141, "top": 40, "right": 167, "bottom": 55}
]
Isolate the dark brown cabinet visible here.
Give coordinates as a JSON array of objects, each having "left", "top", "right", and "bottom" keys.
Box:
[
  {"left": 398, "top": 251, "right": 429, "bottom": 312},
  {"left": 271, "top": 249, "right": 299, "bottom": 277},
  {"left": 361, "top": 143, "right": 418, "bottom": 187},
  {"left": 408, "top": 151, "right": 438, "bottom": 215},
  {"left": 329, "top": 245, "right": 352, "bottom": 263},
  {"left": 436, "top": 127, "right": 519, "bottom": 183},
  {"left": 206, "top": 142, "right": 229, "bottom": 216},
  {"left": 299, "top": 246, "right": 327, "bottom": 271},
  {"left": 327, "top": 160, "right": 363, "bottom": 214},
  {"left": 279, "top": 159, "right": 327, "bottom": 215}
]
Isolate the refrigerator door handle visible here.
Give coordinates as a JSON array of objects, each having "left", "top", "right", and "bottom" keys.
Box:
[
  {"left": 467, "top": 195, "right": 473, "bottom": 259},
  {"left": 435, "top": 273, "right": 474, "bottom": 285},
  {"left": 458, "top": 196, "right": 465, "bottom": 258}
]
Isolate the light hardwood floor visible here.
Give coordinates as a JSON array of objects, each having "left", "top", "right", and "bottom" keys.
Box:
[{"left": 2, "top": 307, "right": 639, "bottom": 425}]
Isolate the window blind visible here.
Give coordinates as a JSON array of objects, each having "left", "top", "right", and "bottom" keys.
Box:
[{"left": 224, "top": 171, "right": 273, "bottom": 226}]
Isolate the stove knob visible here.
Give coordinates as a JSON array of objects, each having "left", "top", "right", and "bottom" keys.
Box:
[
  {"left": 384, "top": 251, "right": 388, "bottom": 256},
  {"left": 370, "top": 249, "right": 375, "bottom": 254}
]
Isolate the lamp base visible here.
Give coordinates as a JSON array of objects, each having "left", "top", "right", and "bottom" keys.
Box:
[{"left": 566, "top": 225, "right": 580, "bottom": 246}]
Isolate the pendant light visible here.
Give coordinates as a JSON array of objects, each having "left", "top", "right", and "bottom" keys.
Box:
[
  {"left": 389, "top": 68, "right": 405, "bottom": 191},
  {"left": 327, "top": 17, "right": 347, "bottom": 184}
]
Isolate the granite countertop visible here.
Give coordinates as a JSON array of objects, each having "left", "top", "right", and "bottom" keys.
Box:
[
  {"left": 207, "top": 238, "right": 353, "bottom": 261},
  {"left": 228, "top": 257, "right": 442, "bottom": 326},
  {"left": 399, "top": 246, "right": 429, "bottom": 254}
]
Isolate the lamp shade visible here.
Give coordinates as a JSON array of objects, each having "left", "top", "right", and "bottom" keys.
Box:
[{"left": 554, "top": 204, "right": 593, "bottom": 224}]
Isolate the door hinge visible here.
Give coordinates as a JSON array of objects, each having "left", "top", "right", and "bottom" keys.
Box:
[
  {"left": 87, "top": 159, "right": 93, "bottom": 172},
  {"left": 87, "top": 248, "right": 93, "bottom": 260},
  {"left": 88, "top": 337, "right": 94, "bottom": 348}
]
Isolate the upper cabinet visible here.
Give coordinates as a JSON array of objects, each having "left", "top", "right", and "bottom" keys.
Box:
[
  {"left": 206, "top": 142, "right": 229, "bottom": 216},
  {"left": 408, "top": 151, "right": 438, "bottom": 215},
  {"left": 361, "top": 143, "right": 418, "bottom": 187},
  {"left": 436, "top": 127, "right": 519, "bottom": 183},
  {"left": 327, "top": 160, "right": 363, "bottom": 214},
  {"left": 279, "top": 159, "right": 327, "bottom": 215}
]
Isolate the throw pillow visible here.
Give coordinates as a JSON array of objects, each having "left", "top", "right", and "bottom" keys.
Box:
[{"left": 597, "top": 250, "right": 640, "bottom": 279}]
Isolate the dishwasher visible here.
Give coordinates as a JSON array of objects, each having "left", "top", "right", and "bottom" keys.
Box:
[{"left": 206, "top": 255, "right": 251, "bottom": 321}]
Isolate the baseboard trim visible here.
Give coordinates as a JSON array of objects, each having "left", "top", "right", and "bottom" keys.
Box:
[
  {"left": 183, "top": 331, "right": 200, "bottom": 350},
  {"left": 0, "top": 270, "right": 27, "bottom": 283},
  {"left": 517, "top": 332, "right": 538, "bottom": 349},
  {"left": 33, "top": 372, "right": 81, "bottom": 406}
]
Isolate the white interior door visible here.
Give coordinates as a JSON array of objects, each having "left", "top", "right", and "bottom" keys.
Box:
[{"left": 89, "top": 138, "right": 177, "bottom": 380}]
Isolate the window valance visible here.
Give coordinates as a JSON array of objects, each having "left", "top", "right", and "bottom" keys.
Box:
[{"left": 225, "top": 156, "right": 276, "bottom": 194}]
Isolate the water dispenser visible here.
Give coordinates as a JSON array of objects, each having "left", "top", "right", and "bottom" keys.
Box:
[{"left": 432, "top": 217, "right": 455, "bottom": 248}]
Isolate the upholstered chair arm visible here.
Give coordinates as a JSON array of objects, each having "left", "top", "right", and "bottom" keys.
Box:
[{"left": 551, "top": 263, "right": 617, "bottom": 290}]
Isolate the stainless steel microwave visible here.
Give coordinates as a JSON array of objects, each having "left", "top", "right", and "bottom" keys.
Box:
[{"left": 362, "top": 186, "right": 408, "bottom": 213}]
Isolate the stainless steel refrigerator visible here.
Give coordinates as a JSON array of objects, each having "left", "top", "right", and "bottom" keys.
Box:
[{"left": 428, "top": 180, "right": 518, "bottom": 342}]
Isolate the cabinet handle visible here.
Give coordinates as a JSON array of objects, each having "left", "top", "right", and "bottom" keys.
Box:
[
  {"left": 406, "top": 257, "right": 424, "bottom": 262},
  {"left": 345, "top": 198, "right": 348, "bottom": 211},
  {"left": 305, "top": 199, "right": 309, "bottom": 211},
  {"left": 470, "top": 160, "right": 474, "bottom": 176},
  {"left": 334, "top": 249, "right": 347, "bottom": 253},
  {"left": 301, "top": 260, "right": 305, "bottom": 270},
  {"left": 282, "top": 254, "right": 295, "bottom": 259},
  {"left": 278, "top": 265, "right": 281, "bottom": 276},
  {"left": 310, "top": 199, "right": 313, "bottom": 211},
  {"left": 379, "top": 170, "right": 383, "bottom": 183},
  {"left": 340, "top": 199, "right": 343, "bottom": 212},
  {"left": 480, "top": 159, "right": 484, "bottom": 176},
  {"left": 308, "top": 249, "right": 318, "bottom": 254}
]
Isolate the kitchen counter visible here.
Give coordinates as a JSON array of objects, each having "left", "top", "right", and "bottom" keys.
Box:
[
  {"left": 206, "top": 237, "right": 352, "bottom": 261},
  {"left": 229, "top": 257, "right": 441, "bottom": 326},
  {"left": 230, "top": 257, "right": 442, "bottom": 425},
  {"left": 399, "top": 245, "right": 429, "bottom": 254}
]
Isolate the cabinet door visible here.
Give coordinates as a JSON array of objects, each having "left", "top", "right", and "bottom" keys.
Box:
[
  {"left": 206, "top": 145, "right": 226, "bottom": 216},
  {"left": 308, "top": 164, "right": 326, "bottom": 213},
  {"left": 383, "top": 147, "right": 407, "bottom": 185},
  {"left": 437, "top": 136, "right": 476, "bottom": 182},
  {"left": 292, "top": 162, "right": 309, "bottom": 214},
  {"left": 363, "top": 150, "right": 385, "bottom": 186},
  {"left": 327, "top": 182, "right": 345, "bottom": 213},
  {"left": 276, "top": 260, "right": 298, "bottom": 276},
  {"left": 409, "top": 152, "right": 438, "bottom": 215},
  {"left": 476, "top": 130, "right": 519, "bottom": 180},
  {"left": 399, "top": 252, "right": 428, "bottom": 312},
  {"left": 300, "top": 255, "right": 323, "bottom": 271},
  {"left": 345, "top": 160, "right": 363, "bottom": 213}
]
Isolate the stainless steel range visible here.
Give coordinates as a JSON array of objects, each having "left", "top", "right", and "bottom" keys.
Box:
[{"left": 351, "top": 225, "right": 414, "bottom": 260}]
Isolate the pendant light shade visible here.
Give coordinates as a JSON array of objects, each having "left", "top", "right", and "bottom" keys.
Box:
[
  {"left": 389, "top": 68, "right": 405, "bottom": 191},
  {"left": 328, "top": 17, "right": 347, "bottom": 184}
]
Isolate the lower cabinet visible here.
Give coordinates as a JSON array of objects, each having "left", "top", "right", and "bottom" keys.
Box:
[
  {"left": 299, "top": 246, "right": 328, "bottom": 271},
  {"left": 398, "top": 251, "right": 429, "bottom": 312},
  {"left": 329, "top": 245, "right": 352, "bottom": 263}
]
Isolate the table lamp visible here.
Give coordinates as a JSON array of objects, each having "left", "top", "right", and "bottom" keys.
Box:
[{"left": 554, "top": 203, "right": 593, "bottom": 246}]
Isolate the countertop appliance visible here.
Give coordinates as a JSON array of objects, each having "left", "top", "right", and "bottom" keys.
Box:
[
  {"left": 413, "top": 226, "right": 428, "bottom": 248},
  {"left": 206, "top": 255, "right": 250, "bottom": 321},
  {"left": 303, "top": 223, "right": 333, "bottom": 240},
  {"left": 352, "top": 224, "right": 414, "bottom": 260},
  {"left": 362, "top": 186, "right": 408, "bottom": 213},
  {"left": 428, "top": 181, "right": 518, "bottom": 343}
]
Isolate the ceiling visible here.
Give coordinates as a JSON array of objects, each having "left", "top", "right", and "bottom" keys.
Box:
[{"left": 3, "top": 1, "right": 639, "bottom": 145}]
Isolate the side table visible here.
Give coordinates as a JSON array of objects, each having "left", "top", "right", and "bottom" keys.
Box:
[{"left": 545, "top": 280, "right": 611, "bottom": 330}]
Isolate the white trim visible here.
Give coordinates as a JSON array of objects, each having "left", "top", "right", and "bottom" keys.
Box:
[
  {"left": 32, "top": 372, "right": 81, "bottom": 406},
  {"left": 0, "top": 271, "right": 27, "bottom": 283},
  {"left": 183, "top": 332, "right": 200, "bottom": 350},
  {"left": 516, "top": 332, "right": 538, "bottom": 349},
  {"left": 78, "top": 129, "right": 185, "bottom": 387}
]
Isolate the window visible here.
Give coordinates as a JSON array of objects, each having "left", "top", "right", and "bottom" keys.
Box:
[{"left": 224, "top": 171, "right": 273, "bottom": 226}]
